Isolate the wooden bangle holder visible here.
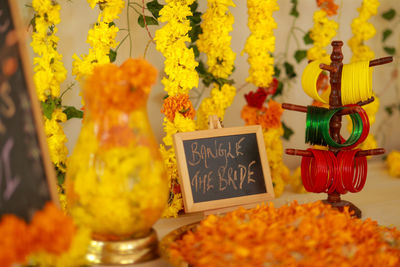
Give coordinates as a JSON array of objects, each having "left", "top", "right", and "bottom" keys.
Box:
[{"left": 284, "top": 41, "right": 393, "bottom": 218}]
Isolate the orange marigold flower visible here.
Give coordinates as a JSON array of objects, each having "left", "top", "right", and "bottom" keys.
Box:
[
  {"left": 0, "top": 215, "right": 30, "bottom": 267},
  {"left": 30, "top": 202, "right": 75, "bottom": 255},
  {"left": 162, "top": 94, "right": 196, "bottom": 122},
  {"left": 240, "top": 105, "right": 259, "bottom": 125},
  {"left": 170, "top": 201, "right": 400, "bottom": 267},
  {"left": 317, "top": 0, "right": 338, "bottom": 16},
  {"left": 85, "top": 58, "right": 157, "bottom": 120},
  {"left": 258, "top": 100, "right": 283, "bottom": 129}
]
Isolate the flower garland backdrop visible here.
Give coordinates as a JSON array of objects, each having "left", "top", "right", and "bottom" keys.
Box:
[
  {"left": 155, "top": 0, "right": 199, "bottom": 217},
  {"left": 241, "top": 0, "right": 292, "bottom": 198},
  {"left": 72, "top": 0, "right": 125, "bottom": 83},
  {"left": 195, "top": 0, "right": 237, "bottom": 131},
  {"left": 348, "top": 0, "right": 380, "bottom": 152},
  {"left": 31, "top": 0, "right": 69, "bottom": 202}
]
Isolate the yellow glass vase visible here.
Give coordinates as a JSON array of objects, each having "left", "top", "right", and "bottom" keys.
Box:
[{"left": 66, "top": 59, "right": 167, "bottom": 244}]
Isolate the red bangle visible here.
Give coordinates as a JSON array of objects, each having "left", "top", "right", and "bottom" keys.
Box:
[
  {"left": 342, "top": 105, "right": 370, "bottom": 150},
  {"left": 337, "top": 149, "right": 368, "bottom": 193}
]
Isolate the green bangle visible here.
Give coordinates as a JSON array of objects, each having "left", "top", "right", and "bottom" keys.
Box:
[{"left": 321, "top": 108, "right": 363, "bottom": 148}]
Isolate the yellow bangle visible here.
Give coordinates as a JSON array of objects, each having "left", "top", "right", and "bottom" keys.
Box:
[
  {"left": 341, "top": 61, "right": 373, "bottom": 105},
  {"left": 301, "top": 58, "right": 331, "bottom": 104}
]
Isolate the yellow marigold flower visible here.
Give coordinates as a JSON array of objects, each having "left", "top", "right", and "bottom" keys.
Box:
[
  {"left": 386, "top": 150, "right": 400, "bottom": 177},
  {"left": 244, "top": 0, "right": 279, "bottom": 88},
  {"left": 307, "top": 9, "right": 338, "bottom": 61}
]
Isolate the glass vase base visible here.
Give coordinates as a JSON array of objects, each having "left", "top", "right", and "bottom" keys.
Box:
[{"left": 86, "top": 228, "right": 159, "bottom": 265}]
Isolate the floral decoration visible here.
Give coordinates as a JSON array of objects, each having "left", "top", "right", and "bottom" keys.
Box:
[
  {"left": 155, "top": 0, "right": 199, "bottom": 217},
  {"left": 66, "top": 59, "right": 168, "bottom": 239},
  {"left": 72, "top": 0, "right": 125, "bottom": 83},
  {"left": 244, "top": 0, "right": 279, "bottom": 88},
  {"left": 348, "top": 0, "right": 380, "bottom": 152},
  {"left": 170, "top": 201, "right": 400, "bottom": 267},
  {"left": 307, "top": 0, "right": 338, "bottom": 61},
  {"left": 31, "top": 0, "right": 69, "bottom": 203},
  {"left": 0, "top": 203, "right": 90, "bottom": 267},
  {"left": 386, "top": 150, "right": 400, "bottom": 177},
  {"left": 196, "top": 0, "right": 237, "bottom": 130}
]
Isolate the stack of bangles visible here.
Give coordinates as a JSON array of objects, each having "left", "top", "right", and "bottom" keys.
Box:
[
  {"left": 305, "top": 104, "right": 370, "bottom": 149},
  {"left": 301, "top": 149, "right": 368, "bottom": 194}
]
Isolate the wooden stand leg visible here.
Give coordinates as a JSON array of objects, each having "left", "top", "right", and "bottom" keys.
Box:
[{"left": 322, "top": 192, "right": 361, "bottom": 218}]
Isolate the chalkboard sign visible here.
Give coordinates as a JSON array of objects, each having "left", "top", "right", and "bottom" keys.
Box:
[
  {"left": 174, "top": 125, "right": 274, "bottom": 213},
  {"left": 0, "top": 0, "right": 58, "bottom": 222}
]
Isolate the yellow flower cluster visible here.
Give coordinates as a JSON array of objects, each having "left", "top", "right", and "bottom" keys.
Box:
[
  {"left": 155, "top": 0, "right": 199, "bottom": 96},
  {"left": 196, "top": 0, "right": 236, "bottom": 131},
  {"left": 29, "top": 227, "right": 91, "bottom": 267},
  {"left": 307, "top": 9, "right": 338, "bottom": 61},
  {"left": 155, "top": 0, "right": 199, "bottom": 217},
  {"left": 67, "top": 110, "right": 168, "bottom": 238},
  {"left": 348, "top": 0, "right": 379, "bottom": 63},
  {"left": 244, "top": 0, "right": 279, "bottom": 88},
  {"left": 197, "top": 84, "right": 236, "bottom": 130},
  {"left": 31, "top": 0, "right": 68, "bottom": 171},
  {"left": 44, "top": 109, "right": 68, "bottom": 171},
  {"left": 348, "top": 0, "right": 380, "bottom": 152},
  {"left": 386, "top": 150, "right": 400, "bottom": 177},
  {"left": 262, "top": 127, "right": 291, "bottom": 197},
  {"left": 72, "top": 0, "right": 124, "bottom": 81},
  {"left": 197, "top": 0, "right": 236, "bottom": 79}
]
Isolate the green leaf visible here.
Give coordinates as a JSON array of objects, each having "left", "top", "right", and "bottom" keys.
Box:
[
  {"left": 382, "top": 9, "right": 396, "bottom": 21},
  {"left": 41, "top": 100, "right": 56, "bottom": 120},
  {"left": 274, "top": 66, "right": 281, "bottom": 78},
  {"left": 284, "top": 62, "right": 296, "bottom": 78},
  {"left": 109, "top": 49, "right": 117, "bottom": 63},
  {"left": 290, "top": 0, "right": 299, "bottom": 18},
  {"left": 303, "top": 31, "right": 313, "bottom": 45},
  {"left": 294, "top": 50, "right": 307, "bottom": 63},
  {"left": 190, "top": 44, "right": 200, "bottom": 58},
  {"left": 385, "top": 106, "right": 393, "bottom": 115},
  {"left": 384, "top": 46, "right": 396, "bottom": 55},
  {"left": 189, "top": 1, "right": 198, "bottom": 13},
  {"left": 146, "top": 0, "right": 163, "bottom": 19},
  {"left": 272, "top": 81, "right": 283, "bottom": 99},
  {"left": 108, "top": 22, "right": 115, "bottom": 27},
  {"left": 188, "top": 24, "right": 202, "bottom": 43},
  {"left": 63, "top": 106, "right": 83, "bottom": 120},
  {"left": 282, "top": 122, "right": 294, "bottom": 140},
  {"left": 382, "top": 29, "right": 393, "bottom": 42},
  {"left": 137, "top": 15, "right": 158, "bottom": 28}
]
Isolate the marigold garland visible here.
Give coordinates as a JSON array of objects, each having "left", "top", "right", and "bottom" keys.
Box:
[
  {"left": 196, "top": 0, "right": 237, "bottom": 130},
  {"left": 0, "top": 203, "right": 90, "bottom": 267},
  {"left": 244, "top": 0, "right": 279, "bottom": 88},
  {"left": 31, "top": 0, "right": 69, "bottom": 193},
  {"left": 348, "top": 0, "right": 380, "bottom": 152},
  {"left": 155, "top": 0, "right": 199, "bottom": 217},
  {"left": 72, "top": 0, "right": 124, "bottom": 82},
  {"left": 170, "top": 201, "right": 400, "bottom": 267},
  {"left": 307, "top": 1, "right": 338, "bottom": 61},
  {"left": 241, "top": 98, "right": 290, "bottom": 197}
]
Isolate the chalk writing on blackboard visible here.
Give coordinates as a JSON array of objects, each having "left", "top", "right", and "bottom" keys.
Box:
[
  {"left": 0, "top": 0, "right": 57, "bottom": 222},
  {"left": 174, "top": 125, "right": 274, "bottom": 213}
]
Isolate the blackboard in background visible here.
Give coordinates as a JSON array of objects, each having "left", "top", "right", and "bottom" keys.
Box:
[
  {"left": 174, "top": 125, "right": 274, "bottom": 213},
  {"left": 0, "top": 0, "right": 58, "bottom": 222}
]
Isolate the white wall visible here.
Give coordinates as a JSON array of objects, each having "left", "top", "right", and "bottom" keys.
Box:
[{"left": 18, "top": 0, "right": 400, "bottom": 169}]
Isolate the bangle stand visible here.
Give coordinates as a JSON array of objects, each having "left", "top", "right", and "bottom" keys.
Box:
[{"left": 283, "top": 41, "right": 392, "bottom": 218}]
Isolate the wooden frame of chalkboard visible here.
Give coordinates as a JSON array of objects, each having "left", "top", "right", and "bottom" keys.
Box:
[
  {"left": 174, "top": 125, "right": 274, "bottom": 213},
  {"left": 0, "top": 0, "right": 59, "bottom": 220}
]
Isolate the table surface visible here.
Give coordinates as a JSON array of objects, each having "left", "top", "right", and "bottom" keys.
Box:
[{"left": 96, "top": 160, "right": 400, "bottom": 267}]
